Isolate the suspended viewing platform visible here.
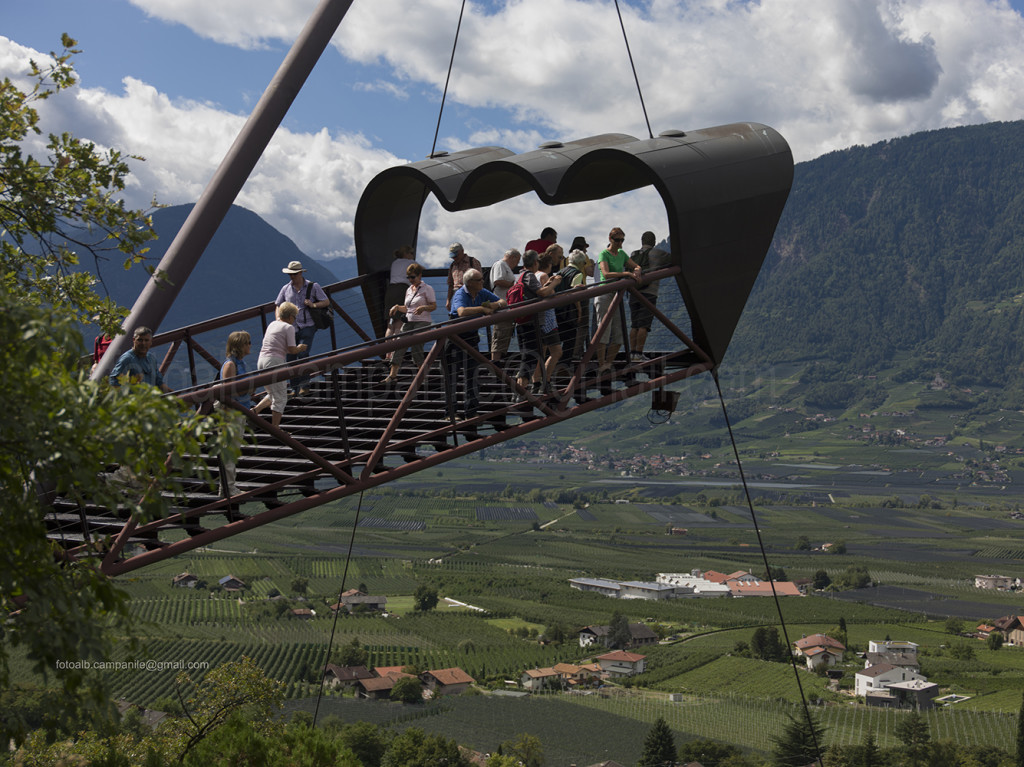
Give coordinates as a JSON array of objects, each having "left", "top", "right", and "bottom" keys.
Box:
[{"left": 56, "top": 125, "right": 793, "bottom": 577}]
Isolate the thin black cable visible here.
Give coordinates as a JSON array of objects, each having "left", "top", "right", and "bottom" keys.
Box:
[
  {"left": 614, "top": 0, "right": 654, "bottom": 140},
  {"left": 312, "top": 488, "right": 366, "bottom": 726},
  {"left": 430, "top": 0, "right": 468, "bottom": 158},
  {"left": 713, "top": 371, "right": 824, "bottom": 767}
]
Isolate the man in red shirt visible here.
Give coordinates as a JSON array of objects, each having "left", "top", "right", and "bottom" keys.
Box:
[{"left": 524, "top": 226, "right": 557, "bottom": 258}]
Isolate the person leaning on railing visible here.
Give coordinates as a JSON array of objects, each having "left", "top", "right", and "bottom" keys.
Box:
[
  {"left": 382, "top": 262, "right": 437, "bottom": 383},
  {"left": 593, "top": 227, "right": 642, "bottom": 374},
  {"left": 446, "top": 268, "right": 506, "bottom": 426}
]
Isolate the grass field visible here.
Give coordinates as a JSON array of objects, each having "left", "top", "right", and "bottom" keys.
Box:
[{"left": 17, "top": 398, "right": 1024, "bottom": 760}]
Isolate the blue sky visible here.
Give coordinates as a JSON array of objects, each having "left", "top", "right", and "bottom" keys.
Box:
[{"left": 3, "top": 0, "right": 1024, "bottom": 270}]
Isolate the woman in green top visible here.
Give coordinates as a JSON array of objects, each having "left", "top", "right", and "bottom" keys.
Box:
[{"left": 593, "top": 227, "right": 642, "bottom": 372}]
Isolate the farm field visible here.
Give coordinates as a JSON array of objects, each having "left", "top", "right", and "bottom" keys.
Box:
[{"left": 16, "top": 445, "right": 1024, "bottom": 760}]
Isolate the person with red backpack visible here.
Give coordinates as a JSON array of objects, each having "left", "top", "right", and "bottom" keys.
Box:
[
  {"left": 91, "top": 333, "right": 112, "bottom": 374},
  {"left": 512, "top": 250, "right": 563, "bottom": 399}
]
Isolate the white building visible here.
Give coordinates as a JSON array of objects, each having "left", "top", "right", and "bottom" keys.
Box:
[
  {"left": 975, "top": 574, "right": 1019, "bottom": 590},
  {"left": 855, "top": 663, "right": 926, "bottom": 698},
  {"left": 656, "top": 572, "right": 731, "bottom": 598}
]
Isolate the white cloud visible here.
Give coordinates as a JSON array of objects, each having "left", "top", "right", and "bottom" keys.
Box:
[
  {"left": 6, "top": 0, "right": 1024, "bottom": 267},
  {"left": 354, "top": 80, "right": 409, "bottom": 100},
  {"left": 336, "top": 0, "right": 1024, "bottom": 160},
  {"left": 1, "top": 37, "right": 405, "bottom": 264},
  {"left": 126, "top": 0, "right": 314, "bottom": 49}
]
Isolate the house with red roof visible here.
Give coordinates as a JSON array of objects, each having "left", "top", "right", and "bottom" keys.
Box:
[
  {"left": 355, "top": 666, "right": 417, "bottom": 699},
  {"left": 991, "top": 615, "right": 1024, "bottom": 646},
  {"left": 596, "top": 650, "right": 647, "bottom": 677},
  {"left": 793, "top": 633, "right": 846, "bottom": 671},
  {"left": 322, "top": 664, "right": 374, "bottom": 689},
  {"left": 728, "top": 579, "right": 802, "bottom": 597},
  {"left": 420, "top": 667, "right": 475, "bottom": 696},
  {"left": 521, "top": 667, "right": 561, "bottom": 691}
]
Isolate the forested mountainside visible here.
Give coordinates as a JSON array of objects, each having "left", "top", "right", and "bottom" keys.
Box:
[{"left": 730, "top": 120, "right": 1024, "bottom": 394}]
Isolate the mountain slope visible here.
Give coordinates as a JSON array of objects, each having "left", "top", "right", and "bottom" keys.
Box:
[
  {"left": 731, "top": 120, "right": 1024, "bottom": 388},
  {"left": 91, "top": 203, "right": 349, "bottom": 332}
]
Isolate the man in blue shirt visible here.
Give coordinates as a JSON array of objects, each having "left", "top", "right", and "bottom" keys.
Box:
[
  {"left": 446, "top": 269, "right": 506, "bottom": 427},
  {"left": 109, "top": 327, "right": 172, "bottom": 392}
]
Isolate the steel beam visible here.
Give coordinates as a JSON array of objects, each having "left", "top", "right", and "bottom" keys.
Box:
[{"left": 93, "top": 0, "right": 356, "bottom": 381}]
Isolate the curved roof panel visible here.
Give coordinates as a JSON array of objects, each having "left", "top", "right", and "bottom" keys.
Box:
[{"left": 355, "top": 123, "right": 793, "bottom": 364}]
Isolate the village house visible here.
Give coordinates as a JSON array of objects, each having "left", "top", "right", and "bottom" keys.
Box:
[
  {"left": 218, "top": 574, "right": 245, "bottom": 592},
  {"left": 975, "top": 574, "right": 1019, "bottom": 590},
  {"left": 551, "top": 662, "right": 599, "bottom": 687},
  {"left": 568, "top": 577, "right": 622, "bottom": 598},
  {"left": 976, "top": 622, "right": 998, "bottom": 639},
  {"left": 356, "top": 676, "right": 401, "bottom": 700},
  {"left": 881, "top": 678, "right": 940, "bottom": 710},
  {"left": 172, "top": 572, "right": 198, "bottom": 589},
  {"left": 727, "top": 578, "right": 802, "bottom": 597},
  {"left": 322, "top": 664, "right": 374, "bottom": 690},
  {"left": 578, "top": 623, "right": 659, "bottom": 650},
  {"left": 330, "top": 588, "right": 388, "bottom": 614},
  {"left": 355, "top": 666, "right": 417, "bottom": 700},
  {"left": 420, "top": 667, "right": 475, "bottom": 697},
  {"left": 793, "top": 634, "right": 846, "bottom": 671},
  {"left": 617, "top": 580, "right": 678, "bottom": 600},
  {"left": 698, "top": 570, "right": 802, "bottom": 597},
  {"left": 290, "top": 607, "right": 314, "bottom": 620},
  {"left": 521, "top": 667, "right": 561, "bottom": 691},
  {"left": 991, "top": 615, "right": 1024, "bottom": 645},
  {"left": 851, "top": 659, "right": 933, "bottom": 704},
  {"left": 865, "top": 640, "right": 919, "bottom": 671},
  {"left": 656, "top": 572, "right": 730, "bottom": 598},
  {"left": 595, "top": 650, "right": 647, "bottom": 678}
]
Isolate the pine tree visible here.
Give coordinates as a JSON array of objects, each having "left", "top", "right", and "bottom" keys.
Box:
[
  {"left": 895, "top": 712, "right": 930, "bottom": 767},
  {"left": 771, "top": 712, "right": 826, "bottom": 767},
  {"left": 638, "top": 717, "right": 677, "bottom": 767},
  {"left": 861, "top": 730, "right": 881, "bottom": 767}
]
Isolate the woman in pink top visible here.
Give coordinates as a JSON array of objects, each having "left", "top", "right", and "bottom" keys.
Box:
[
  {"left": 254, "top": 302, "right": 307, "bottom": 428},
  {"left": 383, "top": 262, "right": 437, "bottom": 383}
]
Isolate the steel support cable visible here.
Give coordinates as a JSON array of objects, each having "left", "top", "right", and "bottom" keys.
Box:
[
  {"left": 313, "top": 488, "right": 366, "bottom": 726},
  {"left": 431, "top": 0, "right": 468, "bottom": 157},
  {"left": 613, "top": 0, "right": 654, "bottom": 140},
  {"left": 712, "top": 371, "right": 824, "bottom": 767}
]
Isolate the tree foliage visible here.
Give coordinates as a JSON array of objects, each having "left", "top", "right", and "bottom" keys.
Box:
[
  {"left": 639, "top": 717, "right": 678, "bottom": 767},
  {"left": 414, "top": 584, "right": 439, "bottom": 612},
  {"left": 0, "top": 39, "right": 240, "bottom": 745},
  {"left": 733, "top": 121, "right": 1024, "bottom": 391},
  {"left": 771, "top": 712, "right": 826, "bottom": 767},
  {"left": 895, "top": 712, "right": 931, "bottom": 767},
  {"left": 608, "top": 610, "right": 633, "bottom": 649},
  {"left": 0, "top": 34, "right": 157, "bottom": 334},
  {"left": 332, "top": 636, "right": 369, "bottom": 668},
  {"left": 750, "top": 626, "right": 790, "bottom": 663},
  {"left": 380, "top": 728, "right": 469, "bottom": 767},
  {"left": 390, "top": 676, "right": 424, "bottom": 704},
  {"left": 161, "top": 656, "right": 285, "bottom": 762},
  {"left": 813, "top": 569, "right": 832, "bottom": 590},
  {"left": 499, "top": 732, "right": 544, "bottom": 767}
]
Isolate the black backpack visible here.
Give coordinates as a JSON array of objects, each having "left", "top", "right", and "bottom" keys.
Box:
[{"left": 554, "top": 265, "right": 580, "bottom": 292}]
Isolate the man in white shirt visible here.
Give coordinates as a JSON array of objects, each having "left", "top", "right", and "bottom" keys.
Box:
[{"left": 489, "top": 248, "right": 521, "bottom": 361}]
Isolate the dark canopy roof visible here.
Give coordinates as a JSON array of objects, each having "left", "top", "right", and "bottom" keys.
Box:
[{"left": 354, "top": 124, "right": 792, "bottom": 365}]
